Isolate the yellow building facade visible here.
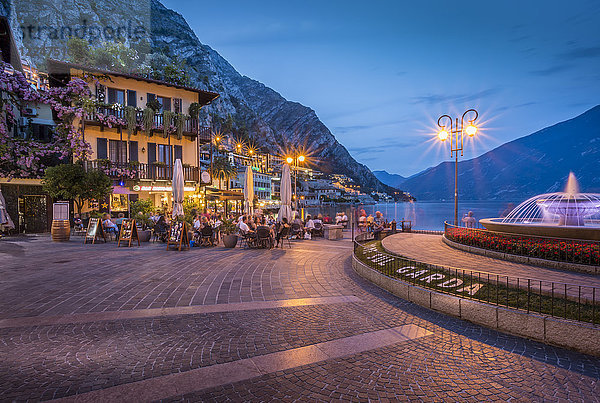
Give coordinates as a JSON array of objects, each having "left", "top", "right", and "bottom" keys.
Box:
[{"left": 47, "top": 59, "right": 219, "bottom": 214}]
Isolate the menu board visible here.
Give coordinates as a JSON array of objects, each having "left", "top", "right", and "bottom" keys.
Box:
[
  {"left": 167, "top": 221, "right": 189, "bottom": 251},
  {"left": 118, "top": 219, "right": 140, "bottom": 247},
  {"left": 84, "top": 218, "right": 106, "bottom": 244},
  {"left": 52, "top": 202, "right": 70, "bottom": 221}
]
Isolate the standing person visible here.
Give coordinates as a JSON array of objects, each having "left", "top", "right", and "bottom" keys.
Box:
[
  {"left": 462, "top": 211, "right": 476, "bottom": 228},
  {"left": 373, "top": 211, "right": 385, "bottom": 240}
]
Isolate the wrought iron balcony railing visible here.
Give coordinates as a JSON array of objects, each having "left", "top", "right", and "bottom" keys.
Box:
[
  {"left": 84, "top": 106, "right": 211, "bottom": 143},
  {"left": 84, "top": 160, "right": 199, "bottom": 182}
]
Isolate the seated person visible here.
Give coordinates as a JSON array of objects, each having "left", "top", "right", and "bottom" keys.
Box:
[
  {"left": 291, "top": 214, "right": 304, "bottom": 238},
  {"left": 275, "top": 217, "right": 290, "bottom": 247},
  {"left": 358, "top": 210, "right": 367, "bottom": 232},
  {"left": 192, "top": 214, "right": 202, "bottom": 234},
  {"left": 313, "top": 214, "right": 323, "bottom": 225},
  {"left": 323, "top": 214, "right": 332, "bottom": 224},
  {"left": 238, "top": 216, "right": 254, "bottom": 236},
  {"left": 73, "top": 213, "right": 83, "bottom": 230},
  {"left": 340, "top": 212, "right": 349, "bottom": 227},
  {"left": 102, "top": 213, "right": 118, "bottom": 235},
  {"left": 304, "top": 215, "right": 315, "bottom": 236},
  {"left": 115, "top": 213, "right": 126, "bottom": 226},
  {"left": 154, "top": 216, "right": 169, "bottom": 242}
]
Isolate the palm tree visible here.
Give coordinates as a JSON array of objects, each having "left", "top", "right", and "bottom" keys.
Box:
[{"left": 210, "top": 156, "right": 237, "bottom": 190}]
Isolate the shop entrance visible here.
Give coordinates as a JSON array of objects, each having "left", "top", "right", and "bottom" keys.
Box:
[{"left": 18, "top": 195, "right": 48, "bottom": 233}]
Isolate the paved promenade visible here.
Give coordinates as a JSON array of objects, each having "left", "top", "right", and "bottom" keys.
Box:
[
  {"left": 382, "top": 233, "right": 600, "bottom": 290},
  {"left": 1, "top": 234, "right": 599, "bottom": 401}
]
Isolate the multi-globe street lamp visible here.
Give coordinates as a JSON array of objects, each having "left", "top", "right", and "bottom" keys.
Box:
[
  {"left": 436, "top": 109, "right": 479, "bottom": 226},
  {"left": 286, "top": 154, "right": 305, "bottom": 211}
]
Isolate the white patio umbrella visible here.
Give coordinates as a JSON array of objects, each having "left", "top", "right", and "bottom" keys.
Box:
[
  {"left": 278, "top": 163, "right": 292, "bottom": 222},
  {"left": 171, "top": 159, "right": 185, "bottom": 219},
  {"left": 0, "top": 189, "right": 14, "bottom": 231},
  {"left": 243, "top": 165, "right": 254, "bottom": 215}
]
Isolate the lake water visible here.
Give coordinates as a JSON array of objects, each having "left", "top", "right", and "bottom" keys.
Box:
[{"left": 362, "top": 200, "right": 517, "bottom": 231}]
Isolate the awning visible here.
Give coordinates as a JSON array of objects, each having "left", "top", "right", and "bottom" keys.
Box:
[
  {"left": 205, "top": 187, "right": 244, "bottom": 201},
  {"left": 113, "top": 186, "right": 136, "bottom": 195}
]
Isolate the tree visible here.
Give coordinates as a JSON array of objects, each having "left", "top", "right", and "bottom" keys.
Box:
[
  {"left": 43, "top": 164, "right": 112, "bottom": 214},
  {"left": 209, "top": 156, "right": 237, "bottom": 190}
]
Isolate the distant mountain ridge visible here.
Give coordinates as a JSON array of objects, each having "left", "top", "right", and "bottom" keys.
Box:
[
  {"left": 373, "top": 170, "right": 407, "bottom": 189},
  {"left": 401, "top": 105, "right": 600, "bottom": 201}
]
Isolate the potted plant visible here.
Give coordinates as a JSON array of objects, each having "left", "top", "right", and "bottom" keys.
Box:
[
  {"left": 131, "top": 199, "right": 154, "bottom": 242},
  {"left": 220, "top": 218, "right": 238, "bottom": 248}
]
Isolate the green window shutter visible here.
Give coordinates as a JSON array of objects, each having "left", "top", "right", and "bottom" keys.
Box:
[{"left": 97, "top": 138, "right": 107, "bottom": 159}]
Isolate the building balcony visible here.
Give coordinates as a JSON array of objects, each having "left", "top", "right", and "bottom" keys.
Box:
[
  {"left": 84, "top": 160, "right": 199, "bottom": 182},
  {"left": 83, "top": 106, "right": 211, "bottom": 143}
]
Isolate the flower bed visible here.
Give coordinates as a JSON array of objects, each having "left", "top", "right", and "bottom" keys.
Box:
[{"left": 445, "top": 226, "right": 600, "bottom": 266}]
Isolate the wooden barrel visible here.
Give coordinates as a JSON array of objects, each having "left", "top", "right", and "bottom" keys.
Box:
[{"left": 51, "top": 220, "right": 71, "bottom": 242}]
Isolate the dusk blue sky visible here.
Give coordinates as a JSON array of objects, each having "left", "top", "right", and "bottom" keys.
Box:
[{"left": 164, "top": 0, "right": 600, "bottom": 177}]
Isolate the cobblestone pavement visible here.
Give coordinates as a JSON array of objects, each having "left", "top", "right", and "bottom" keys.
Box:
[
  {"left": 0, "top": 234, "right": 599, "bottom": 402},
  {"left": 382, "top": 233, "right": 600, "bottom": 288}
]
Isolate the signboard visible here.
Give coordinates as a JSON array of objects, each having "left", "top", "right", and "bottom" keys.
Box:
[
  {"left": 132, "top": 185, "right": 196, "bottom": 192},
  {"left": 117, "top": 218, "right": 140, "bottom": 247},
  {"left": 84, "top": 218, "right": 106, "bottom": 244},
  {"left": 201, "top": 171, "right": 211, "bottom": 184},
  {"left": 167, "top": 220, "right": 189, "bottom": 251},
  {"left": 52, "top": 202, "right": 70, "bottom": 221}
]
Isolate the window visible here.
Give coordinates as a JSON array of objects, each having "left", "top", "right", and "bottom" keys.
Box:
[
  {"left": 157, "top": 96, "right": 171, "bottom": 112},
  {"left": 107, "top": 88, "right": 125, "bottom": 105},
  {"left": 109, "top": 140, "right": 127, "bottom": 163},
  {"left": 157, "top": 144, "right": 172, "bottom": 165},
  {"left": 127, "top": 90, "right": 137, "bottom": 107},
  {"left": 174, "top": 98, "right": 182, "bottom": 113}
]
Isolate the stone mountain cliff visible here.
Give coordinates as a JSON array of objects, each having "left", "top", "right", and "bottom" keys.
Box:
[{"left": 6, "top": 0, "right": 389, "bottom": 192}]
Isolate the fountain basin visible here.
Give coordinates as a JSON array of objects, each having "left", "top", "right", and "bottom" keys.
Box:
[{"left": 480, "top": 218, "right": 600, "bottom": 241}]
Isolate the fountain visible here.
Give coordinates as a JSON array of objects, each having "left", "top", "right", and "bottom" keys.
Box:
[{"left": 480, "top": 173, "right": 600, "bottom": 241}]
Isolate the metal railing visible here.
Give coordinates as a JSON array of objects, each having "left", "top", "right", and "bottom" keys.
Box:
[
  {"left": 84, "top": 106, "right": 211, "bottom": 142},
  {"left": 353, "top": 232, "right": 600, "bottom": 324},
  {"left": 84, "top": 160, "right": 199, "bottom": 182},
  {"left": 444, "top": 222, "right": 600, "bottom": 267}
]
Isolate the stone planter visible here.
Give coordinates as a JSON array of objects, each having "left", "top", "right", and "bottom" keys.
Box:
[
  {"left": 223, "top": 234, "right": 238, "bottom": 248},
  {"left": 138, "top": 230, "right": 151, "bottom": 242}
]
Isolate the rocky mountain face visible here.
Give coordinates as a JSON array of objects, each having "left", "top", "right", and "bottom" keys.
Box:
[
  {"left": 6, "top": 0, "right": 390, "bottom": 193},
  {"left": 373, "top": 170, "right": 407, "bottom": 189},
  {"left": 401, "top": 105, "right": 600, "bottom": 201}
]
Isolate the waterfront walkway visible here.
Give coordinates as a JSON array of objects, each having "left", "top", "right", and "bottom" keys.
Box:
[
  {"left": 0, "top": 234, "right": 599, "bottom": 401},
  {"left": 382, "top": 233, "right": 600, "bottom": 294}
]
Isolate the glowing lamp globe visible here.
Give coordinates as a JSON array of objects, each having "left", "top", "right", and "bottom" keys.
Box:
[
  {"left": 298, "top": 155, "right": 305, "bottom": 162},
  {"left": 465, "top": 124, "right": 477, "bottom": 137},
  {"left": 437, "top": 129, "right": 449, "bottom": 141},
  {"left": 286, "top": 157, "right": 293, "bottom": 164}
]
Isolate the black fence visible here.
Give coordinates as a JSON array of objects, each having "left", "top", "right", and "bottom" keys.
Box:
[
  {"left": 444, "top": 222, "right": 600, "bottom": 267},
  {"left": 353, "top": 233, "right": 600, "bottom": 324}
]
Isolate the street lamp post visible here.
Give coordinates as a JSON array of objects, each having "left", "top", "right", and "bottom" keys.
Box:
[
  {"left": 437, "top": 109, "right": 479, "bottom": 226},
  {"left": 286, "top": 154, "right": 305, "bottom": 211}
]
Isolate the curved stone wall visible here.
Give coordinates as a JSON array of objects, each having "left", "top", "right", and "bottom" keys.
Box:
[{"left": 352, "top": 253, "right": 600, "bottom": 357}]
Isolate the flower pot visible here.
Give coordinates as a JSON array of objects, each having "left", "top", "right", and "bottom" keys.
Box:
[
  {"left": 223, "top": 234, "right": 238, "bottom": 248},
  {"left": 138, "top": 230, "right": 151, "bottom": 242}
]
